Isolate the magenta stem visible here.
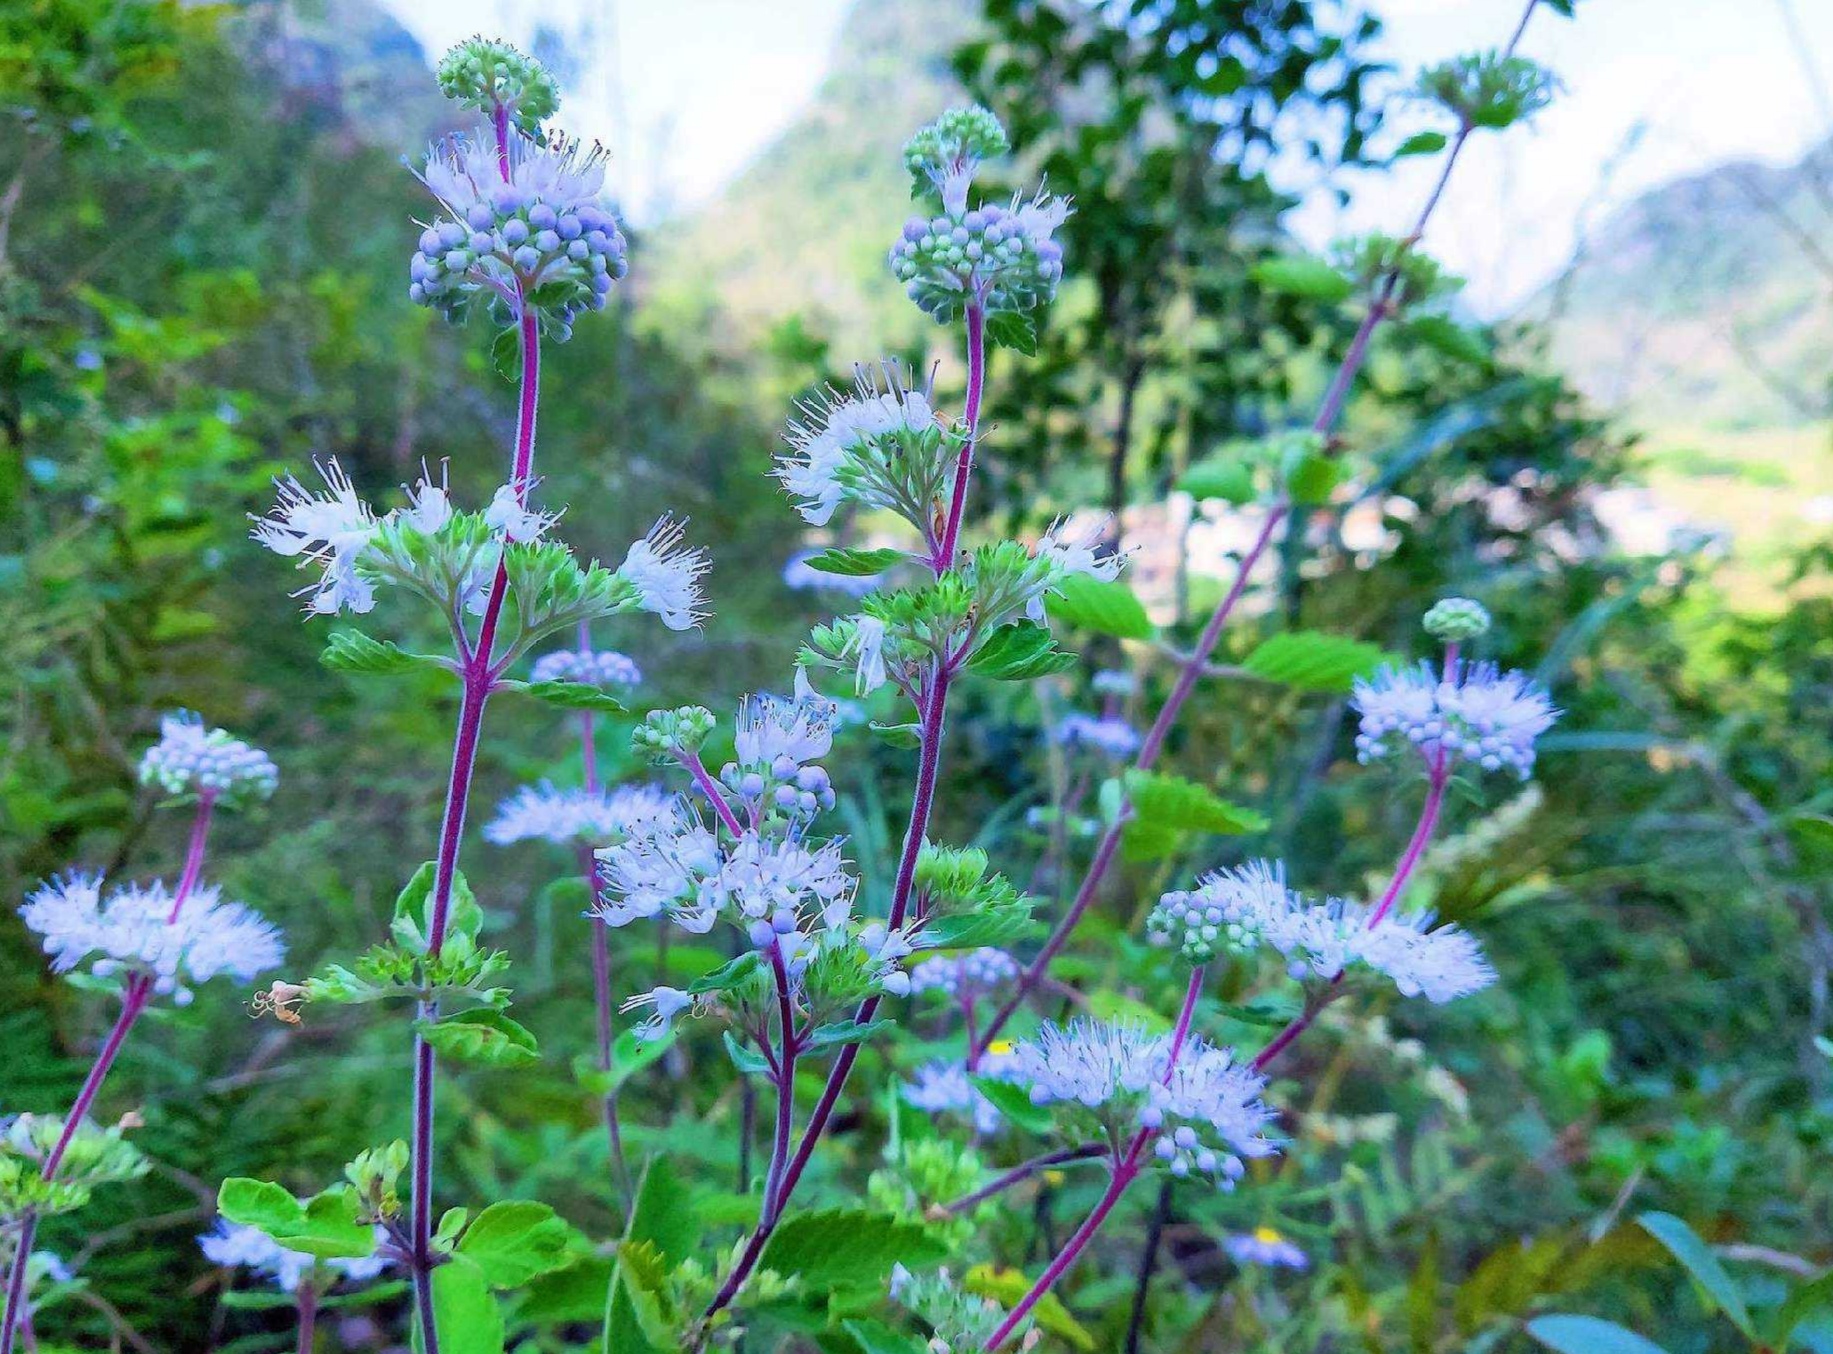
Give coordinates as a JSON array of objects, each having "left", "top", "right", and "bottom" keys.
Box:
[
  {"left": 983, "top": 972, "right": 1206, "bottom": 1350},
  {"left": 492, "top": 103, "right": 511, "bottom": 182},
  {"left": 934, "top": 302, "right": 987, "bottom": 570},
  {"left": 1366, "top": 757, "right": 1449, "bottom": 928},
  {"left": 703, "top": 301, "right": 988, "bottom": 1325},
  {"left": 973, "top": 0, "right": 1546, "bottom": 1059},
  {"left": 760, "top": 942, "right": 799, "bottom": 1225},
  {"left": 0, "top": 975, "right": 154, "bottom": 1354},
  {"left": 295, "top": 1282, "right": 317, "bottom": 1354},
  {"left": 682, "top": 752, "right": 745, "bottom": 838},
  {"left": 406, "top": 272, "right": 544, "bottom": 1354},
  {"left": 165, "top": 791, "right": 216, "bottom": 924},
  {"left": 942, "top": 1143, "right": 1107, "bottom": 1216}
]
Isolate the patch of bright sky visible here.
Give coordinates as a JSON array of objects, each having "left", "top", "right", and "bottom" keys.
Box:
[{"left": 382, "top": 0, "right": 1833, "bottom": 317}]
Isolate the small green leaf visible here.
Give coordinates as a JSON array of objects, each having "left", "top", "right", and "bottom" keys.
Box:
[
  {"left": 391, "top": 863, "right": 485, "bottom": 952},
  {"left": 489, "top": 325, "right": 524, "bottom": 382},
  {"left": 1405, "top": 314, "right": 1491, "bottom": 365},
  {"left": 1240, "top": 630, "right": 1388, "bottom": 693},
  {"left": 1251, "top": 254, "right": 1353, "bottom": 303},
  {"left": 802, "top": 547, "right": 904, "bottom": 577},
  {"left": 519, "top": 1255, "right": 613, "bottom": 1324},
  {"left": 1638, "top": 1212, "right": 1755, "bottom": 1337},
  {"left": 1786, "top": 813, "right": 1833, "bottom": 864},
  {"left": 1525, "top": 1315, "right": 1672, "bottom": 1354},
  {"left": 916, "top": 903, "right": 1041, "bottom": 951},
  {"left": 802, "top": 1018, "right": 897, "bottom": 1052},
  {"left": 1045, "top": 575, "right": 1153, "bottom": 640},
  {"left": 1394, "top": 130, "right": 1449, "bottom": 158},
  {"left": 970, "top": 1077, "right": 1052, "bottom": 1134},
  {"left": 869, "top": 721, "right": 923, "bottom": 750},
  {"left": 431, "top": 1253, "right": 507, "bottom": 1354},
  {"left": 504, "top": 680, "right": 628, "bottom": 714},
  {"left": 217, "top": 1179, "right": 375, "bottom": 1260},
  {"left": 1774, "top": 1269, "right": 1833, "bottom": 1348},
  {"left": 576, "top": 1028, "right": 675, "bottom": 1095},
  {"left": 1180, "top": 456, "right": 1258, "bottom": 505},
  {"left": 758, "top": 1210, "right": 948, "bottom": 1291},
  {"left": 323, "top": 630, "right": 451, "bottom": 678},
  {"left": 985, "top": 310, "right": 1038, "bottom": 355},
  {"left": 417, "top": 1009, "right": 540, "bottom": 1068},
  {"left": 724, "top": 1030, "right": 772, "bottom": 1077},
  {"left": 1284, "top": 451, "right": 1340, "bottom": 506},
  {"left": 967, "top": 621, "right": 1078, "bottom": 680},
  {"left": 690, "top": 951, "right": 761, "bottom": 996},
  {"left": 1123, "top": 770, "right": 1266, "bottom": 834},
  {"left": 457, "top": 1201, "right": 573, "bottom": 1287}
]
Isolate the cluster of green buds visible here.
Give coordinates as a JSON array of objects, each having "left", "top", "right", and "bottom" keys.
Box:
[
  {"left": 0, "top": 1115, "right": 147, "bottom": 1219},
  {"left": 436, "top": 36, "right": 561, "bottom": 134},
  {"left": 868, "top": 1139, "right": 988, "bottom": 1249},
  {"left": 631, "top": 706, "right": 717, "bottom": 764},
  {"left": 1332, "top": 232, "right": 1459, "bottom": 308},
  {"left": 1417, "top": 51, "right": 1556, "bottom": 130},
  {"left": 889, "top": 107, "right": 1069, "bottom": 323},
  {"left": 890, "top": 1265, "right": 1017, "bottom": 1353},
  {"left": 343, "top": 1141, "right": 408, "bottom": 1224},
  {"left": 1422, "top": 596, "right": 1493, "bottom": 643}
]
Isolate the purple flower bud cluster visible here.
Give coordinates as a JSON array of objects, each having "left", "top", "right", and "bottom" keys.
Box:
[
  {"left": 410, "top": 131, "right": 627, "bottom": 340},
  {"left": 909, "top": 947, "right": 1020, "bottom": 998},
  {"left": 888, "top": 194, "right": 1067, "bottom": 323},
  {"left": 530, "top": 646, "right": 642, "bottom": 689}
]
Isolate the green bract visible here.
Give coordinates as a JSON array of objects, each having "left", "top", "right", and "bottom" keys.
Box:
[
  {"left": 1332, "top": 232, "right": 1460, "bottom": 308},
  {"left": 631, "top": 706, "right": 716, "bottom": 763},
  {"left": 904, "top": 105, "right": 1010, "bottom": 201},
  {"left": 0, "top": 1115, "right": 146, "bottom": 1218}
]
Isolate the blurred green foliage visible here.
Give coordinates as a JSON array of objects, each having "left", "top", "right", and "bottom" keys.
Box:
[{"left": 0, "top": 0, "right": 1828, "bottom": 1351}]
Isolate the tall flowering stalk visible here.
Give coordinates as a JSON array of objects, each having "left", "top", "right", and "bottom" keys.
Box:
[
  {"left": 241, "top": 39, "right": 701, "bottom": 1353},
  {"left": 1, "top": 714, "right": 284, "bottom": 1354},
  {"left": 973, "top": 0, "right": 1556, "bottom": 1064}
]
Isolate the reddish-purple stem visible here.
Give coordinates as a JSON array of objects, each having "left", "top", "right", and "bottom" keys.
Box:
[
  {"left": 683, "top": 752, "right": 745, "bottom": 838},
  {"left": 941, "top": 1143, "right": 1107, "bottom": 1216},
  {"left": 973, "top": 0, "right": 1544, "bottom": 1059},
  {"left": 703, "top": 301, "right": 988, "bottom": 1325},
  {"left": 761, "top": 942, "right": 800, "bottom": 1225},
  {"left": 3, "top": 788, "right": 219, "bottom": 1354},
  {"left": 983, "top": 968, "right": 1206, "bottom": 1349}
]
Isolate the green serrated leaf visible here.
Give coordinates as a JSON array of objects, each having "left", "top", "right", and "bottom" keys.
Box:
[
  {"left": 1525, "top": 1315, "right": 1671, "bottom": 1354},
  {"left": 803, "top": 547, "right": 905, "bottom": 577},
  {"left": 1251, "top": 254, "right": 1353, "bottom": 303},
  {"left": 1240, "top": 630, "right": 1389, "bottom": 693},
  {"left": 431, "top": 1253, "right": 507, "bottom": 1354},
  {"left": 985, "top": 310, "right": 1038, "bottom": 355},
  {"left": 1045, "top": 574, "right": 1152, "bottom": 640},
  {"left": 456, "top": 1201, "right": 573, "bottom": 1288},
  {"left": 1123, "top": 770, "right": 1266, "bottom": 834},
  {"left": 217, "top": 1179, "right": 374, "bottom": 1260},
  {"left": 391, "top": 863, "right": 485, "bottom": 952},
  {"left": 967, "top": 621, "right": 1078, "bottom": 680},
  {"left": 843, "top": 1318, "right": 927, "bottom": 1354},
  {"left": 323, "top": 630, "right": 451, "bottom": 678},
  {"left": 500, "top": 679, "right": 628, "bottom": 714},
  {"left": 802, "top": 1018, "right": 897, "bottom": 1052},
  {"left": 969, "top": 1076, "right": 1052, "bottom": 1134},
  {"left": 519, "top": 1255, "right": 613, "bottom": 1325},
  {"left": 758, "top": 1210, "right": 948, "bottom": 1291},
  {"left": 416, "top": 1009, "right": 540, "bottom": 1068},
  {"left": 916, "top": 903, "right": 1041, "bottom": 951}
]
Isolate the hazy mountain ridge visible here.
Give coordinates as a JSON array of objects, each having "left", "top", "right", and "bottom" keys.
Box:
[{"left": 1534, "top": 137, "right": 1833, "bottom": 430}]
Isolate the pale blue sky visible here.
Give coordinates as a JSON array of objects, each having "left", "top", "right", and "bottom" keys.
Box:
[{"left": 384, "top": 0, "right": 1833, "bottom": 316}]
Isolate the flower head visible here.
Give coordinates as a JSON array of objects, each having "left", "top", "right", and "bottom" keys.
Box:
[
  {"left": 903, "top": 1061, "right": 1004, "bottom": 1135},
  {"left": 21, "top": 874, "right": 284, "bottom": 1003},
  {"left": 1148, "top": 862, "right": 1302, "bottom": 967},
  {"left": 483, "top": 484, "right": 560, "bottom": 543},
  {"left": 777, "top": 366, "right": 939, "bottom": 527},
  {"left": 1052, "top": 713, "right": 1140, "bottom": 761},
  {"left": 888, "top": 188, "right": 1070, "bottom": 322},
  {"left": 410, "top": 126, "right": 626, "bottom": 338},
  {"left": 908, "top": 948, "right": 1019, "bottom": 999},
  {"left": 435, "top": 37, "right": 560, "bottom": 131},
  {"left": 733, "top": 676, "right": 837, "bottom": 773},
  {"left": 1353, "top": 660, "right": 1558, "bottom": 778},
  {"left": 1223, "top": 1227, "right": 1309, "bottom": 1270},
  {"left": 529, "top": 646, "right": 641, "bottom": 688},
  {"left": 620, "top": 518, "right": 710, "bottom": 631},
  {"left": 593, "top": 814, "right": 722, "bottom": 929},
  {"left": 250, "top": 459, "right": 379, "bottom": 615},
  {"left": 484, "top": 782, "right": 677, "bottom": 847},
  {"left": 139, "top": 712, "right": 278, "bottom": 806}
]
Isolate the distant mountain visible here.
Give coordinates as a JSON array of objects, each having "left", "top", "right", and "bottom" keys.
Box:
[
  {"left": 640, "top": 0, "right": 979, "bottom": 356},
  {"left": 1532, "top": 138, "right": 1833, "bottom": 431}
]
